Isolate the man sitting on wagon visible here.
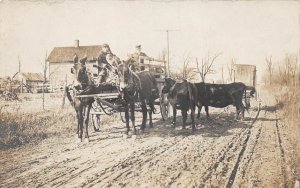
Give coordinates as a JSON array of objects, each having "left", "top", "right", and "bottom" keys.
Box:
[{"left": 97, "top": 43, "right": 119, "bottom": 85}]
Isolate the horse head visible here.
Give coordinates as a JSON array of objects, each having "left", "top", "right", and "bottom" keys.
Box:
[
  {"left": 117, "top": 60, "right": 137, "bottom": 95},
  {"left": 162, "top": 77, "right": 176, "bottom": 94},
  {"left": 71, "top": 55, "right": 91, "bottom": 91}
]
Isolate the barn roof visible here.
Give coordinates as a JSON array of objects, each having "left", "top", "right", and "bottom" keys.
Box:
[
  {"left": 47, "top": 45, "right": 103, "bottom": 63},
  {"left": 13, "top": 72, "right": 44, "bottom": 82}
]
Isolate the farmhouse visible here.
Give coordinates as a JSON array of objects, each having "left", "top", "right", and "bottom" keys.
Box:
[{"left": 47, "top": 40, "right": 102, "bottom": 89}]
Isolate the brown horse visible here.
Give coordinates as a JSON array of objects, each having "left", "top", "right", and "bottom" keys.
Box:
[
  {"left": 70, "top": 57, "right": 95, "bottom": 142},
  {"left": 117, "top": 61, "right": 159, "bottom": 135},
  {"left": 67, "top": 55, "right": 121, "bottom": 142}
]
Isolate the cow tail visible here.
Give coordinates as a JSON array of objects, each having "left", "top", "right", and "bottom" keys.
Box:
[
  {"left": 187, "top": 82, "right": 195, "bottom": 111},
  {"left": 244, "top": 88, "right": 249, "bottom": 112},
  {"left": 193, "top": 83, "right": 198, "bottom": 110}
]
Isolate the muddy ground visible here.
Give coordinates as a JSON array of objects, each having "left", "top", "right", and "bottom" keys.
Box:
[{"left": 0, "top": 90, "right": 298, "bottom": 187}]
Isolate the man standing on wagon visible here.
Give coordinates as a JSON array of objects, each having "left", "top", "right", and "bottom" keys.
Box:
[{"left": 128, "top": 44, "right": 150, "bottom": 71}]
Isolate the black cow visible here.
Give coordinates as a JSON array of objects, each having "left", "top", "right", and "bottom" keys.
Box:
[
  {"left": 162, "top": 78, "right": 197, "bottom": 131},
  {"left": 195, "top": 82, "right": 250, "bottom": 120}
]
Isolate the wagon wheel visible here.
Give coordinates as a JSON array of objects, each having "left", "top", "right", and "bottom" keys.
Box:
[
  {"left": 160, "top": 93, "right": 170, "bottom": 121},
  {"left": 90, "top": 113, "right": 101, "bottom": 132}
]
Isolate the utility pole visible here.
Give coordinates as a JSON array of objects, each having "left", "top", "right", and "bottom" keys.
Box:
[
  {"left": 157, "top": 29, "right": 179, "bottom": 77},
  {"left": 42, "top": 51, "right": 47, "bottom": 110}
]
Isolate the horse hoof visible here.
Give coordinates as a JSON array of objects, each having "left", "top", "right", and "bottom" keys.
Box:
[
  {"left": 76, "top": 138, "right": 81, "bottom": 144},
  {"left": 132, "top": 135, "right": 137, "bottom": 140},
  {"left": 84, "top": 138, "right": 89, "bottom": 143}
]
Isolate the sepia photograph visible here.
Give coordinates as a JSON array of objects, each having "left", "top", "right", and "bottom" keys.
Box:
[{"left": 0, "top": 0, "right": 299, "bottom": 187}]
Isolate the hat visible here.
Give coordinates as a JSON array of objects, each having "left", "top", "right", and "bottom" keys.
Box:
[
  {"left": 135, "top": 44, "right": 141, "bottom": 49},
  {"left": 102, "top": 43, "right": 109, "bottom": 47}
]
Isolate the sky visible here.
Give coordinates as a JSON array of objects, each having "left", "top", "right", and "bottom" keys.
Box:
[{"left": 0, "top": 0, "right": 299, "bottom": 83}]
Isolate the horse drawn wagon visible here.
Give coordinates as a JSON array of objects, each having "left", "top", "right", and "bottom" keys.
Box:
[
  {"left": 69, "top": 55, "right": 170, "bottom": 140},
  {"left": 233, "top": 64, "right": 256, "bottom": 96},
  {"left": 232, "top": 64, "right": 257, "bottom": 110}
]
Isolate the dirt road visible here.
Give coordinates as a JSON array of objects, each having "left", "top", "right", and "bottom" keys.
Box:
[{"left": 0, "top": 91, "right": 297, "bottom": 187}]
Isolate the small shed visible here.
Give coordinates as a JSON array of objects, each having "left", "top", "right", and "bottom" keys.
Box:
[
  {"left": 13, "top": 72, "right": 44, "bottom": 84},
  {"left": 12, "top": 72, "right": 44, "bottom": 93}
]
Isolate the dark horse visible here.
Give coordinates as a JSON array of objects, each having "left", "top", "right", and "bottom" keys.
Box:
[
  {"left": 161, "top": 78, "right": 197, "bottom": 131},
  {"left": 117, "top": 61, "right": 159, "bottom": 135},
  {"left": 68, "top": 56, "right": 95, "bottom": 142}
]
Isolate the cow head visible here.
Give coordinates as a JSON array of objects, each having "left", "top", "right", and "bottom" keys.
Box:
[
  {"left": 162, "top": 78, "right": 176, "bottom": 94},
  {"left": 249, "top": 87, "right": 256, "bottom": 97}
]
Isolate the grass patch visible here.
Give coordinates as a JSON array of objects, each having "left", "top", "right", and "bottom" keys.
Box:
[
  {"left": 0, "top": 107, "right": 76, "bottom": 150},
  {"left": 269, "top": 86, "right": 300, "bottom": 180}
]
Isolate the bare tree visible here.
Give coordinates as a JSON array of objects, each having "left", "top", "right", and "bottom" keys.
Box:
[
  {"left": 278, "top": 54, "right": 298, "bottom": 86},
  {"left": 167, "top": 51, "right": 195, "bottom": 81},
  {"left": 195, "top": 52, "right": 221, "bottom": 82},
  {"left": 266, "top": 56, "right": 273, "bottom": 85},
  {"left": 171, "top": 52, "right": 196, "bottom": 81},
  {"left": 182, "top": 52, "right": 192, "bottom": 80}
]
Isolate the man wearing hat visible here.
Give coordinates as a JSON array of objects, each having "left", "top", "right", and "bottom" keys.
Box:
[
  {"left": 127, "top": 44, "right": 149, "bottom": 71},
  {"left": 130, "top": 44, "right": 148, "bottom": 64},
  {"left": 98, "top": 43, "right": 112, "bottom": 66},
  {"left": 97, "top": 43, "right": 113, "bottom": 83}
]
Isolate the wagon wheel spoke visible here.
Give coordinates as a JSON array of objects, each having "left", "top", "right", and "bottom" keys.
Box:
[{"left": 160, "top": 93, "right": 169, "bottom": 121}]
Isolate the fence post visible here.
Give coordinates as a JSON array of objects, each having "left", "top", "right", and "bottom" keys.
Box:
[{"left": 61, "top": 74, "right": 68, "bottom": 108}]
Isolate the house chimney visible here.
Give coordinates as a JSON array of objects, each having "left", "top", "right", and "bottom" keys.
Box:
[{"left": 75, "top": 40, "right": 79, "bottom": 48}]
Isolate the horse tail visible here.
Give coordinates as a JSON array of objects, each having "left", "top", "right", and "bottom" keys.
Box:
[{"left": 150, "top": 102, "right": 156, "bottom": 114}]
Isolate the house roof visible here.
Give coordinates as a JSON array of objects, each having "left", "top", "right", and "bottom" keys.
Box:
[
  {"left": 47, "top": 45, "right": 103, "bottom": 63},
  {"left": 13, "top": 72, "right": 44, "bottom": 82}
]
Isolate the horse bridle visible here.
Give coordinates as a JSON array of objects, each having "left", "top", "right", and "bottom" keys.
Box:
[
  {"left": 120, "top": 63, "right": 139, "bottom": 99},
  {"left": 72, "top": 63, "right": 93, "bottom": 96}
]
